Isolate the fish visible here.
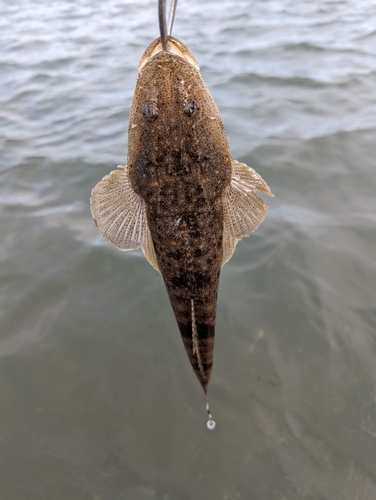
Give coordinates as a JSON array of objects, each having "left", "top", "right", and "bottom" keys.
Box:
[{"left": 90, "top": 35, "right": 273, "bottom": 428}]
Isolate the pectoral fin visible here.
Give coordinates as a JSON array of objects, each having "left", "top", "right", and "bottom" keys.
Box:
[
  {"left": 222, "top": 160, "right": 274, "bottom": 266},
  {"left": 90, "top": 165, "right": 147, "bottom": 251}
]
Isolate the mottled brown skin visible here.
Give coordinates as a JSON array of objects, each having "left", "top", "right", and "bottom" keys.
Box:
[{"left": 128, "top": 37, "right": 232, "bottom": 391}]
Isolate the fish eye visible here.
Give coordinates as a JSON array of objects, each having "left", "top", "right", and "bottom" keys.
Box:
[
  {"left": 142, "top": 101, "right": 158, "bottom": 120},
  {"left": 184, "top": 99, "right": 200, "bottom": 117}
]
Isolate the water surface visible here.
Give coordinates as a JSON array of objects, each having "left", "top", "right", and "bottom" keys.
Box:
[{"left": 1, "top": 1, "right": 376, "bottom": 499}]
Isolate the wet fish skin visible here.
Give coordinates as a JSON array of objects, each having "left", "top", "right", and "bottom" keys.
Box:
[{"left": 90, "top": 36, "right": 273, "bottom": 395}]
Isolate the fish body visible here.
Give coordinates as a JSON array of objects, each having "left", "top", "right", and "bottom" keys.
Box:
[
  {"left": 128, "top": 37, "right": 232, "bottom": 388},
  {"left": 90, "top": 36, "right": 273, "bottom": 398}
]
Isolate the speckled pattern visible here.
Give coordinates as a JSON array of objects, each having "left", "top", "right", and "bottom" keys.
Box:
[{"left": 128, "top": 37, "right": 233, "bottom": 391}]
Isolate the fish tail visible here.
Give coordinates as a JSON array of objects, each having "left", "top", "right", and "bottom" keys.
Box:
[{"left": 178, "top": 299, "right": 215, "bottom": 391}]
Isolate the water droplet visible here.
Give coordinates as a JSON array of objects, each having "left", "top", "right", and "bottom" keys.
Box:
[{"left": 207, "top": 418, "right": 216, "bottom": 430}]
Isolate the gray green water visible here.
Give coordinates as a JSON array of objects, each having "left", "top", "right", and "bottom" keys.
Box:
[{"left": 1, "top": 0, "right": 376, "bottom": 498}]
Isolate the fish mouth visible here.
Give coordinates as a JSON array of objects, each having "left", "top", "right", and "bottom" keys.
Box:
[{"left": 138, "top": 36, "right": 200, "bottom": 72}]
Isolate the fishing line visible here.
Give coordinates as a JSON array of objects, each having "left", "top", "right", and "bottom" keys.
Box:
[
  {"left": 167, "top": 0, "right": 178, "bottom": 36},
  {"left": 158, "top": 0, "right": 178, "bottom": 51},
  {"left": 206, "top": 395, "right": 216, "bottom": 430}
]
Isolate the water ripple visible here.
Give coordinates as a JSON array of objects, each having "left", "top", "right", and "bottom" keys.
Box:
[{"left": 1, "top": 1, "right": 376, "bottom": 498}]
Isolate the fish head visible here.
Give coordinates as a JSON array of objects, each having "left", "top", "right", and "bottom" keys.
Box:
[
  {"left": 137, "top": 36, "right": 200, "bottom": 73},
  {"left": 128, "top": 36, "right": 231, "bottom": 203}
]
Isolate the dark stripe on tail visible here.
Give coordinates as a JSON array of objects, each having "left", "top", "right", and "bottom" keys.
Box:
[{"left": 178, "top": 322, "right": 215, "bottom": 339}]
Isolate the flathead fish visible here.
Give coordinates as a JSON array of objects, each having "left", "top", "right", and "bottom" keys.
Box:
[{"left": 90, "top": 35, "right": 273, "bottom": 427}]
